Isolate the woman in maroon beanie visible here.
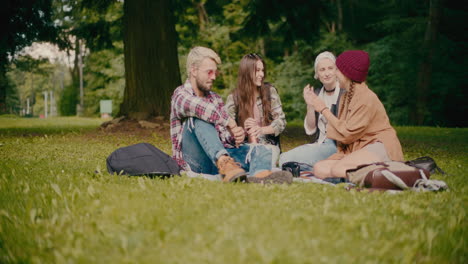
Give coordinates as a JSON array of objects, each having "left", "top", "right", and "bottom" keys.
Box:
[{"left": 305, "top": 50, "right": 404, "bottom": 179}]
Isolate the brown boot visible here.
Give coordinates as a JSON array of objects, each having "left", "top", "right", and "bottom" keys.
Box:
[
  {"left": 247, "top": 170, "right": 293, "bottom": 185},
  {"left": 216, "top": 155, "right": 247, "bottom": 182}
]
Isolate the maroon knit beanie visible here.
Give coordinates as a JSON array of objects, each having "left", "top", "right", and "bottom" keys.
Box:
[{"left": 336, "top": 50, "right": 370, "bottom": 82}]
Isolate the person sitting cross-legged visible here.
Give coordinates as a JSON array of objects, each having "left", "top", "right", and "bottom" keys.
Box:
[
  {"left": 170, "top": 46, "right": 292, "bottom": 184},
  {"left": 309, "top": 50, "right": 404, "bottom": 179},
  {"left": 279, "top": 51, "right": 345, "bottom": 172},
  {"left": 225, "top": 53, "right": 287, "bottom": 168}
]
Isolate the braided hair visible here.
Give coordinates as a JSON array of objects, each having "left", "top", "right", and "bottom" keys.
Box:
[
  {"left": 338, "top": 81, "right": 356, "bottom": 119},
  {"left": 337, "top": 81, "right": 356, "bottom": 151}
]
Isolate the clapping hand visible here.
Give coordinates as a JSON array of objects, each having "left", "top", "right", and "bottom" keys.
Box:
[
  {"left": 303, "top": 84, "right": 326, "bottom": 112},
  {"left": 303, "top": 84, "right": 315, "bottom": 106}
]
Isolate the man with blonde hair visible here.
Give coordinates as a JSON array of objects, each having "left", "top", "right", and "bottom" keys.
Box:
[{"left": 170, "top": 46, "right": 292, "bottom": 183}]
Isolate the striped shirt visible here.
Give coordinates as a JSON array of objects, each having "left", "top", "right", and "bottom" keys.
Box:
[{"left": 225, "top": 85, "right": 286, "bottom": 145}]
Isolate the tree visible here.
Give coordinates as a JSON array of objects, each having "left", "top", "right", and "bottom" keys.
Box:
[
  {"left": 8, "top": 55, "right": 58, "bottom": 116},
  {"left": 363, "top": 0, "right": 467, "bottom": 126},
  {"left": 0, "top": 0, "right": 56, "bottom": 113},
  {"left": 118, "top": 0, "right": 181, "bottom": 120},
  {"left": 241, "top": 0, "right": 323, "bottom": 59},
  {"left": 413, "top": 0, "right": 442, "bottom": 125},
  {"left": 52, "top": 0, "right": 123, "bottom": 116}
]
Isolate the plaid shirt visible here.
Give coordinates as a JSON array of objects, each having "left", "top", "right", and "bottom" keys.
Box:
[{"left": 170, "top": 80, "right": 235, "bottom": 169}]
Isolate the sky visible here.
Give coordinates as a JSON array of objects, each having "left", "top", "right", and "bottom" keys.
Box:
[{"left": 21, "top": 42, "right": 74, "bottom": 67}]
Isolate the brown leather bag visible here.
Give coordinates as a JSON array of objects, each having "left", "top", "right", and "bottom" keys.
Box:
[{"left": 347, "top": 161, "right": 431, "bottom": 190}]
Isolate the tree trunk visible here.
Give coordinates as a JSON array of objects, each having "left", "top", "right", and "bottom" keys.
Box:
[
  {"left": 0, "top": 66, "right": 6, "bottom": 113},
  {"left": 258, "top": 37, "right": 265, "bottom": 56},
  {"left": 337, "top": 0, "right": 343, "bottom": 32},
  {"left": 196, "top": 1, "right": 209, "bottom": 31},
  {"left": 119, "top": 0, "right": 181, "bottom": 120},
  {"left": 30, "top": 72, "right": 34, "bottom": 116},
  {"left": 62, "top": 40, "right": 81, "bottom": 116},
  {"left": 413, "top": 0, "right": 442, "bottom": 125}
]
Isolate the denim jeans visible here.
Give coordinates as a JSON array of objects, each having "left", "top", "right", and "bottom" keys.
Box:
[
  {"left": 181, "top": 118, "right": 272, "bottom": 177},
  {"left": 278, "top": 138, "right": 337, "bottom": 171}
]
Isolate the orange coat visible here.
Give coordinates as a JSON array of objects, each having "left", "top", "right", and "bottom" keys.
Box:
[{"left": 325, "top": 83, "right": 404, "bottom": 161}]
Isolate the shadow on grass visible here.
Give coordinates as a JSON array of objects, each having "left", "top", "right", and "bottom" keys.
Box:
[
  {"left": 0, "top": 116, "right": 104, "bottom": 136},
  {"left": 0, "top": 127, "right": 99, "bottom": 137}
]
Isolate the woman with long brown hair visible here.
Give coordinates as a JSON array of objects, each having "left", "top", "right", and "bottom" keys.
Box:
[{"left": 225, "top": 53, "right": 286, "bottom": 166}]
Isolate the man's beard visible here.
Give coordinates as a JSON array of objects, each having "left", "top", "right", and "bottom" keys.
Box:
[{"left": 196, "top": 78, "right": 212, "bottom": 94}]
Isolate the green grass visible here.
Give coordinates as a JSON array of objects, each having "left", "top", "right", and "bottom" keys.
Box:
[
  {"left": 0, "top": 117, "right": 466, "bottom": 263},
  {"left": 0, "top": 116, "right": 105, "bottom": 136}
]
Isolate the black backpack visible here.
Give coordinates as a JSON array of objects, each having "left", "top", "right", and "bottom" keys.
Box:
[
  {"left": 106, "top": 143, "right": 180, "bottom": 177},
  {"left": 405, "top": 156, "right": 446, "bottom": 175}
]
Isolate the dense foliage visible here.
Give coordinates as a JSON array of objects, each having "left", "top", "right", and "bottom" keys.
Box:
[
  {"left": 3, "top": 0, "right": 467, "bottom": 127},
  {"left": 0, "top": 0, "right": 57, "bottom": 113}
]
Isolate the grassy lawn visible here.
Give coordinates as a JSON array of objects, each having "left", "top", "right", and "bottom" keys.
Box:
[{"left": 0, "top": 116, "right": 466, "bottom": 263}]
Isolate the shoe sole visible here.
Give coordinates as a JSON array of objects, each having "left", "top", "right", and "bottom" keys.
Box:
[
  {"left": 226, "top": 171, "right": 248, "bottom": 183},
  {"left": 248, "top": 171, "right": 293, "bottom": 184}
]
